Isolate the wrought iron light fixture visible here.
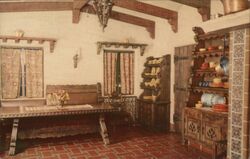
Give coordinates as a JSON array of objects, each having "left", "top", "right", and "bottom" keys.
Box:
[{"left": 92, "top": 0, "right": 114, "bottom": 31}]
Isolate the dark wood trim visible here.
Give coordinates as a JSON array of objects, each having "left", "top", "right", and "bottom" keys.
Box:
[
  {"left": 111, "top": 11, "right": 155, "bottom": 38},
  {"left": 197, "top": 7, "right": 210, "bottom": 21},
  {"left": 169, "top": 0, "right": 210, "bottom": 8},
  {"left": 0, "top": 35, "right": 56, "bottom": 53},
  {"left": 72, "top": 0, "right": 89, "bottom": 23},
  {"left": 104, "top": 49, "right": 134, "bottom": 53},
  {"left": 97, "top": 41, "right": 147, "bottom": 56},
  {"left": 170, "top": 0, "right": 210, "bottom": 21},
  {"left": 113, "top": 0, "right": 178, "bottom": 32},
  {"left": 0, "top": 2, "right": 73, "bottom": 12},
  {"left": 82, "top": 5, "right": 155, "bottom": 39},
  {"left": 113, "top": 0, "right": 177, "bottom": 18},
  {"left": 0, "top": 2, "right": 156, "bottom": 38}
]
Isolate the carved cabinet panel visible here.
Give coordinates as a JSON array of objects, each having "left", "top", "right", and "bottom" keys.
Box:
[
  {"left": 201, "top": 113, "right": 228, "bottom": 146},
  {"left": 186, "top": 118, "right": 201, "bottom": 140},
  {"left": 184, "top": 107, "right": 228, "bottom": 158}
]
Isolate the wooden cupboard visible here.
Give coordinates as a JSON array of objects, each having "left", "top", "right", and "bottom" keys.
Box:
[
  {"left": 184, "top": 27, "right": 229, "bottom": 159},
  {"left": 138, "top": 55, "right": 171, "bottom": 131}
]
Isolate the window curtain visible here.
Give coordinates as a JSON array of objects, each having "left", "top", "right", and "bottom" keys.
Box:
[
  {"left": 104, "top": 51, "right": 134, "bottom": 96},
  {"left": 0, "top": 48, "right": 21, "bottom": 99},
  {"left": 25, "top": 49, "right": 43, "bottom": 98},
  {"left": 120, "top": 53, "right": 134, "bottom": 95},
  {"left": 103, "top": 52, "right": 117, "bottom": 96}
]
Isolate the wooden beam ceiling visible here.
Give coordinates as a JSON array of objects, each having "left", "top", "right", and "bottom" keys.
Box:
[
  {"left": 72, "top": 0, "right": 89, "bottom": 23},
  {"left": 169, "top": 0, "right": 210, "bottom": 8},
  {"left": 0, "top": 2, "right": 156, "bottom": 38},
  {"left": 82, "top": 5, "right": 155, "bottom": 38},
  {"left": 113, "top": 0, "right": 178, "bottom": 33},
  {"left": 170, "top": 0, "right": 210, "bottom": 21},
  {"left": 111, "top": 11, "right": 155, "bottom": 39}
]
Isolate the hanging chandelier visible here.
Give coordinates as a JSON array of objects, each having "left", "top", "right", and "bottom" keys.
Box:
[{"left": 92, "top": 0, "right": 114, "bottom": 31}]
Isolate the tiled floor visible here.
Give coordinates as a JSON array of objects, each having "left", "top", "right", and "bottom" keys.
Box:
[{"left": 0, "top": 126, "right": 211, "bottom": 159}]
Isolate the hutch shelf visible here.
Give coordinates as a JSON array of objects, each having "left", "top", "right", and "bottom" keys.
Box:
[
  {"left": 184, "top": 27, "right": 229, "bottom": 159},
  {"left": 138, "top": 55, "right": 171, "bottom": 131}
]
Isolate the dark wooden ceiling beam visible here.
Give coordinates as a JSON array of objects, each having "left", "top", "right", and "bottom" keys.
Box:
[
  {"left": 0, "top": 2, "right": 72, "bottom": 12},
  {"left": 113, "top": 0, "right": 178, "bottom": 33},
  {"left": 170, "top": 0, "right": 210, "bottom": 21},
  {"left": 197, "top": 7, "right": 210, "bottom": 21},
  {"left": 169, "top": 0, "right": 210, "bottom": 8},
  {"left": 82, "top": 6, "right": 155, "bottom": 39},
  {"left": 111, "top": 11, "right": 155, "bottom": 39},
  {"left": 0, "top": 2, "right": 157, "bottom": 38},
  {"left": 72, "top": 0, "right": 89, "bottom": 23}
]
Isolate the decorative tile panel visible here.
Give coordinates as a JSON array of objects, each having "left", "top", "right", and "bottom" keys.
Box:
[
  {"left": 231, "top": 99, "right": 242, "bottom": 112},
  {"left": 234, "top": 29, "right": 245, "bottom": 44},
  {"left": 232, "top": 126, "right": 242, "bottom": 139},
  {"left": 233, "top": 58, "right": 244, "bottom": 71},
  {"left": 231, "top": 152, "right": 241, "bottom": 159},
  {"left": 234, "top": 45, "right": 244, "bottom": 58},
  {"left": 232, "top": 113, "right": 242, "bottom": 126},
  {"left": 232, "top": 86, "right": 243, "bottom": 99},
  {"left": 231, "top": 139, "right": 241, "bottom": 153},
  {"left": 232, "top": 72, "right": 243, "bottom": 86},
  {"left": 229, "top": 28, "right": 249, "bottom": 159},
  {"left": 103, "top": 96, "right": 137, "bottom": 121}
]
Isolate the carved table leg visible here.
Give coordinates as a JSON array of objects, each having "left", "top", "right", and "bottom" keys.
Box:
[
  {"left": 99, "top": 114, "right": 110, "bottom": 145},
  {"left": 9, "top": 119, "right": 19, "bottom": 156}
]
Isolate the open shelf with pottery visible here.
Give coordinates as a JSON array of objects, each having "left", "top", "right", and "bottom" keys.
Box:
[
  {"left": 184, "top": 27, "right": 229, "bottom": 159},
  {"left": 138, "top": 55, "right": 171, "bottom": 131},
  {"left": 194, "top": 49, "right": 229, "bottom": 57}
]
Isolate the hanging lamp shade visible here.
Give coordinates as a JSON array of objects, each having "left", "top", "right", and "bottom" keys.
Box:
[{"left": 92, "top": 0, "right": 114, "bottom": 31}]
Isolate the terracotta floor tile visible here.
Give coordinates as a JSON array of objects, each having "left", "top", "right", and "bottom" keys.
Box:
[{"left": 0, "top": 126, "right": 212, "bottom": 159}]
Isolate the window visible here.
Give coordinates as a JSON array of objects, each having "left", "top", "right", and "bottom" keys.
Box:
[
  {"left": 0, "top": 47, "right": 43, "bottom": 99},
  {"left": 103, "top": 50, "right": 134, "bottom": 96}
]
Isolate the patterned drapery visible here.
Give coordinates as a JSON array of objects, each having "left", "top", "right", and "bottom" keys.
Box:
[
  {"left": 103, "top": 51, "right": 134, "bottom": 96},
  {"left": 104, "top": 52, "right": 117, "bottom": 95},
  {"left": 120, "top": 53, "right": 134, "bottom": 95},
  {"left": 1, "top": 48, "right": 21, "bottom": 99},
  {"left": 25, "top": 49, "right": 43, "bottom": 98},
  {"left": 0, "top": 47, "right": 43, "bottom": 99}
]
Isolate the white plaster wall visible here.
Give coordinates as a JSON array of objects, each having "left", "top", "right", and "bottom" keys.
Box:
[
  {"left": 0, "top": 2, "right": 203, "bottom": 124},
  {"left": 0, "top": 11, "right": 152, "bottom": 97}
]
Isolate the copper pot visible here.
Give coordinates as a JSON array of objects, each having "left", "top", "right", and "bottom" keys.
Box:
[{"left": 221, "top": 0, "right": 248, "bottom": 14}]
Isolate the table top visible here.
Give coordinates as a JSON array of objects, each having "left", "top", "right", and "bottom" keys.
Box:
[{"left": 0, "top": 103, "right": 119, "bottom": 119}]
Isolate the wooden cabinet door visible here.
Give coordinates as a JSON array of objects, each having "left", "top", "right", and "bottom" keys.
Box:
[
  {"left": 174, "top": 44, "right": 195, "bottom": 134},
  {"left": 201, "top": 113, "right": 228, "bottom": 146},
  {"left": 185, "top": 117, "right": 201, "bottom": 140}
]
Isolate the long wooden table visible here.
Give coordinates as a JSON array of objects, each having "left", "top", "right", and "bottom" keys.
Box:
[{"left": 0, "top": 104, "right": 119, "bottom": 155}]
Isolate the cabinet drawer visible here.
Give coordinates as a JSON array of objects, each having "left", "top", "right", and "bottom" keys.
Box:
[
  {"left": 185, "top": 108, "right": 201, "bottom": 119},
  {"left": 202, "top": 113, "right": 227, "bottom": 124}
]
